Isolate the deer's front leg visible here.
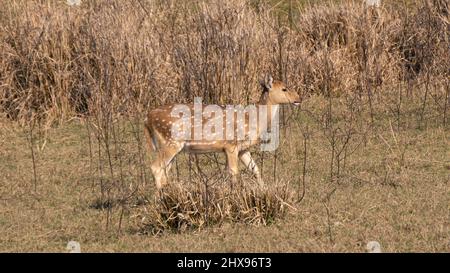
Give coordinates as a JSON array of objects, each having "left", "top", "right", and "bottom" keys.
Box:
[
  {"left": 239, "top": 151, "right": 263, "bottom": 187},
  {"left": 225, "top": 147, "right": 239, "bottom": 187}
]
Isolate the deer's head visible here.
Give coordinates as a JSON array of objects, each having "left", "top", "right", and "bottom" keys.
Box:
[{"left": 259, "top": 75, "right": 301, "bottom": 106}]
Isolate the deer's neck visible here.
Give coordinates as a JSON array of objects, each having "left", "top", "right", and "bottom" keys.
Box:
[
  {"left": 256, "top": 92, "right": 279, "bottom": 136},
  {"left": 259, "top": 90, "right": 281, "bottom": 108}
]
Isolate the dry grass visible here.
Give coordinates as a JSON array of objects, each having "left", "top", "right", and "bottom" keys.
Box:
[
  {"left": 0, "top": 0, "right": 448, "bottom": 124},
  {"left": 0, "top": 0, "right": 449, "bottom": 252},
  {"left": 0, "top": 110, "right": 448, "bottom": 252},
  {"left": 132, "top": 183, "right": 295, "bottom": 235}
]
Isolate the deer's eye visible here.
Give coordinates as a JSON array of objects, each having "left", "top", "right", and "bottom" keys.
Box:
[{"left": 282, "top": 88, "right": 287, "bottom": 92}]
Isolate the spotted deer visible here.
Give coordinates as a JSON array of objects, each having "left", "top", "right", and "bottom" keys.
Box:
[{"left": 144, "top": 75, "right": 302, "bottom": 189}]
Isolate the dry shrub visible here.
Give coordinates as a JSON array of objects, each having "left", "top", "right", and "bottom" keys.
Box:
[
  {"left": 132, "top": 182, "right": 295, "bottom": 234},
  {"left": 166, "top": 0, "right": 269, "bottom": 105},
  {"left": 289, "top": 2, "right": 404, "bottom": 97},
  {"left": 0, "top": 0, "right": 448, "bottom": 125}
]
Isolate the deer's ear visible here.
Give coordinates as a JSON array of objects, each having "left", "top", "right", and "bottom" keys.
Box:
[{"left": 260, "top": 74, "right": 273, "bottom": 91}]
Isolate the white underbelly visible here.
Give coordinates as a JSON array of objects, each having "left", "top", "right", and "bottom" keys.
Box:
[{"left": 183, "top": 142, "right": 225, "bottom": 153}]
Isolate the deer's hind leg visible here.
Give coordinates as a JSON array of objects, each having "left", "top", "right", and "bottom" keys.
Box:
[
  {"left": 239, "top": 151, "right": 263, "bottom": 187},
  {"left": 151, "top": 143, "right": 183, "bottom": 190}
]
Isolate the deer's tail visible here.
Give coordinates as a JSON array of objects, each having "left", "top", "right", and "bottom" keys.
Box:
[{"left": 144, "top": 120, "right": 158, "bottom": 154}]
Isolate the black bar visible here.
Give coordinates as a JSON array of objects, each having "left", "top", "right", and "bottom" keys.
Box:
[{"left": 0, "top": 253, "right": 446, "bottom": 272}]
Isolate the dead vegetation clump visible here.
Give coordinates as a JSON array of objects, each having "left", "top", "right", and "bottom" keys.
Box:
[
  {"left": 0, "top": 0, "right": 448, "bottom": 125},
  {"left": 132, "top": 182, "right": 295, "bottom": 234}
]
